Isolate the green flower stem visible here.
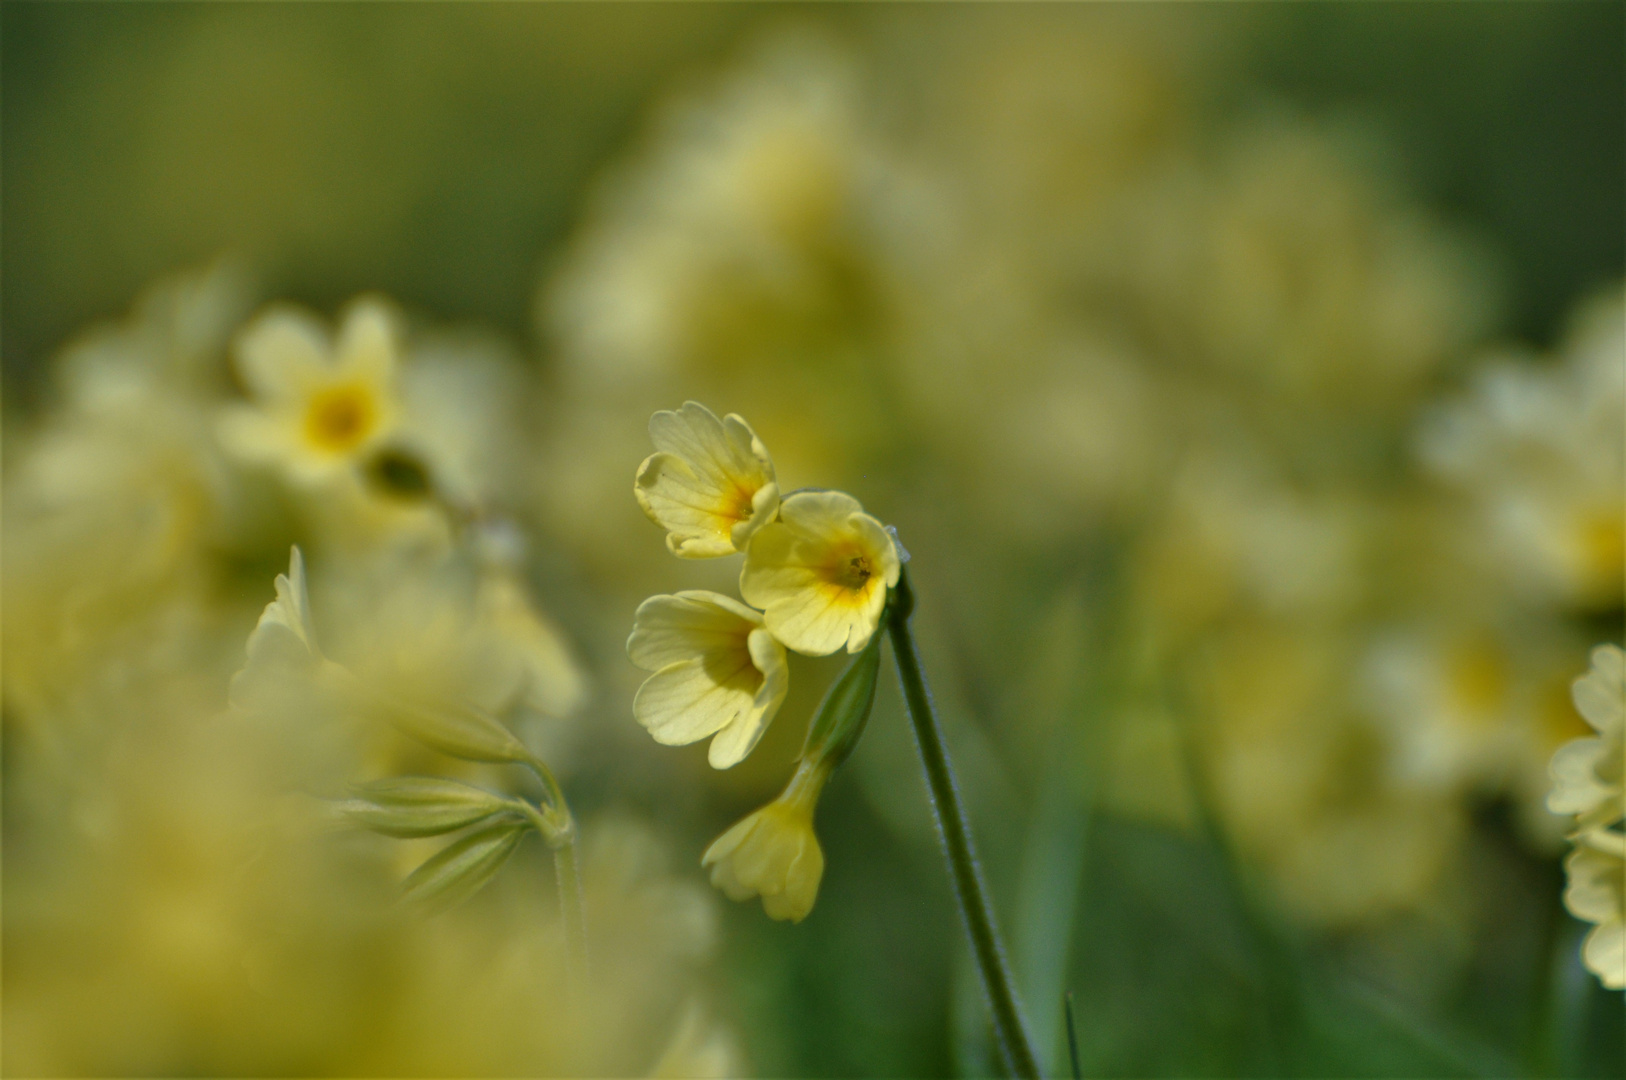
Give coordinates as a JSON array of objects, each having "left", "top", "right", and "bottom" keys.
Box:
[
  {"left": 552, "top": 839, "right": 589, "bottom": 989},
  {"left": 520, "top": 757, "right": 589, "bottom": 987},
  {"left": 887, "top": 568, "right": 1043, "bottom": 1080}
]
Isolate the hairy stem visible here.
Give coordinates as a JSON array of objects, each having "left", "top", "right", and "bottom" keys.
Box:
[{"left": 888, "top": 568, "right": 1043, "bottom": 1080}]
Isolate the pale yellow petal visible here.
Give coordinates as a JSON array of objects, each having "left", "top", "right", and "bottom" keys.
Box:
[
  {"left": 626, "top": 591, "right": 763, "bottom": 671},
  {"left": 730, "top": 480, "right": 781, "bottom": 551},
  {"left": 1582, "top": 920, "right": 1625, "bottom": 989},
  {"left": 1564, "top": 845, "right": 1624, "bottom": 924},
  {"left": 649, "top": 402, "right": 771, "bottom": 489},
  {"left": 739, "top": 492, "right": 897, "bottom": 655},
  {"left": 1574, "top": 645, "right": 1625, "bottom": 737},
  {"left": 638, "top": 402, "right": 778, "bottom": 557},
  {"left": 335, "top": 298, "right": 399, "bottom": 388},
  {"left": 706, "top": 628, "right": 789, "bottom": 768},
  {"left": 702, "top": 816, "right": 762, "bottom": 901},
  {"left": 217, "top": 406, "right": 300, "bottom": 464},
  {"left": 635, "top": 453, "right": 744, "bottom": 559},
  {"left": 1548, "top": 736, "right": 1610, "bottom": 814},
  {"left": 634, "top": 657, "right": 758, "bottom": 746},
  {"left": 235, "top": 306, "right": 330, "bottom": 404},
  {"left": 777, "top": 488, "right": 864, "bottom": 537},
  {"left": 762, "top": 836, "right": 823, "bottom": 923}
]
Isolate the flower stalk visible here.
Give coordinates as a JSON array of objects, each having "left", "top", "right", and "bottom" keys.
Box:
[
  {"left": 522, "top": 754, "right": 589, "bottom": 987},
  {"left": 887, "top": 567, "right": 1043, "bottom": 1080}
]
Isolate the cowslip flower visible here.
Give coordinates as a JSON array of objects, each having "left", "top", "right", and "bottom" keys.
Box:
[
  {"left": 1550, "top": 644, "right": 1626, "bottom": 833},
  {"left": 218, "top": 299, "right": 400, "bottom": 484},
  {"left": 627, "top": 591, "right": 790, "bottom": 768},
  {"left": 1564, "top": 836, "right": 1625, "bottom": 989},
  {"left": 739, "top": 490, "right": 901, "bottom": 655},
  {"left": 635, "top": 401, "right": 779, "bottom": 557},
  {"left": 702, "top": 758, "right": 831, "bottom": 922},
  {"left": 1550, "top": 644, "right": 1625, "bottom": 989}
]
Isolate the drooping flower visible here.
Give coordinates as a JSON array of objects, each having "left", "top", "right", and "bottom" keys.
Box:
[
  {"left": 739, "top": 490, "right": 900, "bottom": 655},
  {"left": 635, "top": 401, "right": 780, "bottom": 558},
  {"left": 626, "top": 591, "right": 789, "bottom": 768},
  {"left": 702, "top": 758, "right": 831, "bottom": 922},
  {"left": 218, "top": 298, "right": 401, "bottom": 484}
]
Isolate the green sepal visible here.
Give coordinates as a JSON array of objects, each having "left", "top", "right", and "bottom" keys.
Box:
[
  {"left": 400, "top": 819, "right": 528, "bottom": 914},
  {"left": 370, "top": 694, "right": 533, "bottom": 766},
  {"left": 799, "top": 630, "right": 884, "bottom": 769},
  {"left": 341, "top": 776, "right": 511, "bottom": 838}
]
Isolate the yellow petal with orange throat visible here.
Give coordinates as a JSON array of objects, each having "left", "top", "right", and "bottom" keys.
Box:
[
  {"left": 635, "top": 402, "right": 778, "bottom": 558},
  {"left": 739, "top": 490, "right": 900, "bottom": 656}
]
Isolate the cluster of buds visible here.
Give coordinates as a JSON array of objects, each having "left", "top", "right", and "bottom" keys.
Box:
[{"left": 627, "top": 402, "right": 904, "bottom": 920}]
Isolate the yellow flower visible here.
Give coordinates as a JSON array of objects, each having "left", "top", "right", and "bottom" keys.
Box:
[
  {"left": 1550, "top": 644, "right": 1626, "bottom": 832},
  {"left": 702, "top": 759, "right": 830, "bottom": 922},
  {"left": 219, "top": 298, "right": 401, "bottom": 483},
  {"left": 635, "top": 402, "right": 779, "bottom": 558},
  {"left": 739, "top": 490, "right": 900, "bottom": 656},
  {"left": 627, "top": 591, "right": 789, "bottom": 768},
  {"left": 1564, "top": 835, "right": 1625, "bottom": 990}
]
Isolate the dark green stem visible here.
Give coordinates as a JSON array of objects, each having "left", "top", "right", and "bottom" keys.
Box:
[{"left": 887, "top": 568, "right": 1044, "bottom": 1080}]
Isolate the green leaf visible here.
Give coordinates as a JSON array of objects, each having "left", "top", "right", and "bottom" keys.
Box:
[
  {"left": 401, "top": 820, "right": 528, "bottom": 913},
  {"left": 341, "top": 776, "right": 511, "bottom": 838}
]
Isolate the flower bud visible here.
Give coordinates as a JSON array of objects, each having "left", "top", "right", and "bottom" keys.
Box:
[
  {"left": 702, "top": 759, "right": 831, "bottom": 922},
  {"left": 340, "top": 777, "right": 511, "bottom": 838}
]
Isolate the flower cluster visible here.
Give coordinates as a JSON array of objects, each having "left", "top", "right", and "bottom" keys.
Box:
[
  {"left": 1549, "top": 645, "right": 1625, "bottom": 989},
  {"left": 627, "top": 402, "right": 901, "bottom": 920}
]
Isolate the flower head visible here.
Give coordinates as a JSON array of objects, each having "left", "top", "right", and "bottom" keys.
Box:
[
  {"left": 1550, "top": 643, "right": 1626, "bottom": 990},
  {"left": 1550, "top": 644, "right": 1626, "bottom": 832},
  {"left": 702, "top": 759, "right": 830, "bottom": 922},
  {"left": 739, "top": 490, "right": 900, "bottom": 655},
  {"left": 1564, "top": 835, "right": 1625, "bottom": 989},
  {"left": 635, "top": 402, "right": 779, "bottom": 558},
  {"left": 627, "top": 590, "right": 789, "bottom": 768},
  {"left": 219, "top": 298, "right": 401, "bottom": 484}
]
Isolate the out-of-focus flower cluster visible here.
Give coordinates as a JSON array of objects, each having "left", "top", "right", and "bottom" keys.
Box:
[
  {"left": 5, "top": 10, "right": 1621, "bottom": 1075},
  {"left": 2, "top": 265, "right": 737, "bottom": 1075}
]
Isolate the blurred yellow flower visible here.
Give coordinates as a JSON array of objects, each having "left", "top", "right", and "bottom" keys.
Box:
[
  {"left": 1421, "top": 284, "right": 1625, "bottom": 610},
  {"left": 627, "top": 590, "right": 789, "bottom": 768},
  {"left": 1551, "top": 644, "right": 1626, "bottom": 990},
  {"left": 218, "top": 298, "right": 401, "bottom": 484},
  {"left": 1564, "top": 836, "right": 1625, "bottom": 990},
  {"left": 702, "top": 758, "right": 830, "bottom": 922},
  {"left": 1550, "top": 644, "right": 1626, "bottom": 832},
  {"left": 636, "top": 401, "right": 780, "bottom": 558},
  {"left": 739, "top": 490, "right": 900, "bottom": 656}
]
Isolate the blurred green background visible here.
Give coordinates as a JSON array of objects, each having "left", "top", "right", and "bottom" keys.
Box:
[
  {"left": 3, "top": 4, "right": 1622, "bottom": 1078},
  {"left": 4, "top": 3, "right": 1621, "bottom": 398}
]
